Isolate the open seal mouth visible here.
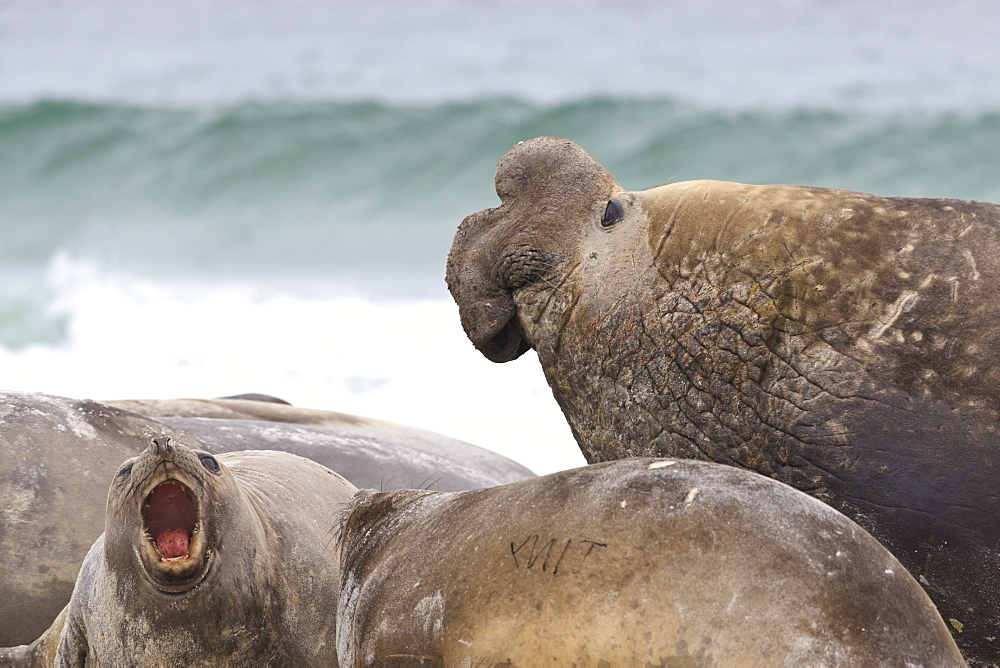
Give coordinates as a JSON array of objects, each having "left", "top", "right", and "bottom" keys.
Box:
[
  {"left": 144, "top": 480, "right": 197, "bottom": 561},
  {"left": 138, "top": 478, "right": 210, "bottom": 591}
]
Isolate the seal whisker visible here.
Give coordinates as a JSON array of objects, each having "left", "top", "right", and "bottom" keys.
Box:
[{"left": 416, "top": 474, "right": 445, "bottom": 491}]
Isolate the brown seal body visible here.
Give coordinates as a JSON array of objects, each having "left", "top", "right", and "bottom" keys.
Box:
[
  {"left": 0, "top": 391, "right": 532, "bottom": 646},
  {"left": 4, "top": 437, "right": 356, "bottom": 665},
  {"left": 336, "top": 458, "right": 964, "bottom": 665},
  {"left": 446, "top": 137, "right": 1000, "bottom": 663}
]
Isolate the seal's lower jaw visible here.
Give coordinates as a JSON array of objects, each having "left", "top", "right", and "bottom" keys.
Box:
[
  {"left": 476, "top": 319, "right": 532, "bottom": 363},
  {"left": 140, "top": 480, "right": 211, "bottom": 592}
]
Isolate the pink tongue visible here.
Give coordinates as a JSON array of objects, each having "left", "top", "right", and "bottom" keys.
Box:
[{"left": 156, "top": 528, "right": 190, "bottom": 559}]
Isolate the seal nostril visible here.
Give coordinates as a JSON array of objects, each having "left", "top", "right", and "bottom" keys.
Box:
[
  {"left": 601, "top": 199, "right": 624, "bottom": 228},
  {"left": 151, "top": 436, "right": 173, "bottom": 458}
]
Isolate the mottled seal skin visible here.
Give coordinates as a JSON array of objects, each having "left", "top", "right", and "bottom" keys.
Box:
[
  {"left": 446, "top": 136, "right": 1000, "bottom": 663},
  {"left": 0, "top": 391, "right": 533, "bottom": 646},
  {"left": 106, "top": 397, "right": 536, "bottom": 491},
  {"left": 336, "top": 458, "right": 964, "bottom": 665},
  {"left": 3, "top": 437, "right": 356, "bottom": 666},
  {"left": 0, "top": 393, "right": 183, "bottom": 647}
]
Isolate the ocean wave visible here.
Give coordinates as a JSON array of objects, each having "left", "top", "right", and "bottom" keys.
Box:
[{"left": 3, "top": 99, "right": 999, "bottom": 290}]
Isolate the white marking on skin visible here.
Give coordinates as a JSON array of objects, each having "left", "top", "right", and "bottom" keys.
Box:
[
  {"left": 870, "top": 290, "right": 918, "bottom": 338},
  {"left": 884, "top": 569, "right": 894, "bottom": 575},
  {"left": 963, "top": 249, "right": 980, "bottom": 280},
  {"left": 648, "top": 460, "right": 676, "bottom": 469},
  {"left": 620, "top": 499, "right": 628, "bottom": 508},
  {"left": 898, "top": 271, "right": 910, "bottom": 279},
  {"left": 911, "top": 331, "right": 923, "bottom": 342},
  {"left": 919, "top": 274, "right": 937, "bottom": 289},
  {"left": 684, "top": 488, "right": 700, "bottom": 504},
  {"left": 414, "top": 590, "right": 445, "bottom": 640},
  {"left": 899, "top": 243, "right": 914, "bottom": 253},
  {"left": 958, "top": 223, "right": 974, "bottom": 237}
]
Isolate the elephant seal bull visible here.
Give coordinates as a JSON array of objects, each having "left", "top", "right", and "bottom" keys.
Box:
[
  {"left": 0, "top": 391, "right": 533, "bottom": 646},
  {"left": 446, "top": 136, "right": 1000, "bottom": 663},
  {"left": 2, "top": 437, "right": 356, "bottom": 665},
  {"left": 335, "top": 458, "right": 963, "bottom": 664}
]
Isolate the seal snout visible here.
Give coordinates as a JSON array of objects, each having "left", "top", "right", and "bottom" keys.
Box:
[
  {"left": 144, "top": 480, "right": 197, "bottom": 561},
  {"left": 150, "top": 436, "right": 174, "bottom": 460}
]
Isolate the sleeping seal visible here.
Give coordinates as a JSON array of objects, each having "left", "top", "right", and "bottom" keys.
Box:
[
  {"left": 2, "top": 436, "right": 356, "bottom": 665},
  {"left": 335, "top": 458, "right": 963, "bottom": 665}
]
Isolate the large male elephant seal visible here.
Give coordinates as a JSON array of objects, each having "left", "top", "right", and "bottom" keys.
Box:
[
  {"left": 0, "top": 391, "right": 533, "bottom": 646},
  {"left": 2, "top": 437, "right": 356, "bottom": 665},
  {"left": 446, "top": 136, "right": 1000, "bottom": 663},
  {"left": 336, "top": 458, "right": 963, "bottom": 664}
]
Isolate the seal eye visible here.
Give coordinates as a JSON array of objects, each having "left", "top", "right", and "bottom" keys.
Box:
[
  {"left": 118, "top": 463, "right": 133, "bottom": 478},
  {"left": 199, "top": 454, "right": 220, "bottom": 474},
  {"left": 601, "top": 199, "right": 624, "bottom": 228}
]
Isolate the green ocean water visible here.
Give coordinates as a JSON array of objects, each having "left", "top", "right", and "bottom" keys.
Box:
[
  {"left": 2, "top": 99, "right": 998, "bottom": 281},
  {"left": 2, "top": 98, "right": 999, "bottom": 348}
]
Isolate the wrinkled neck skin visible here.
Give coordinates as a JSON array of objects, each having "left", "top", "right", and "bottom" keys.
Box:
[
  {"left": 511, "top": 180, "right": 1000, "bottom": 663},
  {"left": 518, "top": 181, "right": 1000, "bottom": 490}
]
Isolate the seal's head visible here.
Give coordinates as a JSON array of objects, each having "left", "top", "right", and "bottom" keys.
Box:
[
  {"left": 445, "top": 136, "right": 621, "bottom": 362},
  {"left": 106, "top": 436, "right": 233, "bottom": 594}
]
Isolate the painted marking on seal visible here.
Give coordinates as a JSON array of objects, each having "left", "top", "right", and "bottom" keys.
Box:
[{"left": 510, "top": 536, "right": 608, "bottom": 575}]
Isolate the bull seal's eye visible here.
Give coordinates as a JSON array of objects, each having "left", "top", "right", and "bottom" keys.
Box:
[
  {"left": 199, "top": 454, "right": 221, "bottom": 474},
  {"left": 118, "top": 463, "right": 133, "bottom": 478},
  {"left": 601, "top": 199, "right": 624, "bottom": 227}
]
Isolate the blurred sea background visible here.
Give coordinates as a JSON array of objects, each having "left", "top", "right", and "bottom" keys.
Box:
[{"left": 2, "top": 0, "right": 998, "bottom": 474}]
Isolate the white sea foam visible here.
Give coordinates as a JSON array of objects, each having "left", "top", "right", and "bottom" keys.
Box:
[{"left": 0, "top": 255, "right": 583, "bottom": 474}]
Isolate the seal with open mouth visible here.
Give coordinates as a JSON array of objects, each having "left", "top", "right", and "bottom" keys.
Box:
[
  {"left": 5, "top": 435, "right": 356, "bottom": 665},
  {"left": 0, "top": 391, "right": 533, "bottom": 647}
]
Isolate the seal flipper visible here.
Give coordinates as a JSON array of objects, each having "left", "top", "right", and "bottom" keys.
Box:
[{"left": 0, "top": 605, "right": 68, "bottom": 667}]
